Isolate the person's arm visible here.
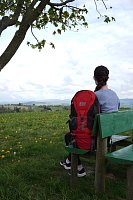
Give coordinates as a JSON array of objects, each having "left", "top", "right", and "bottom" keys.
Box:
[{"left": 118, "top": 98, "right": 120, "bottom": 110}]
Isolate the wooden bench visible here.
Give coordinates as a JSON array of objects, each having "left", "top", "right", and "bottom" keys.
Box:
[
  {"left": 66, "top": 110, "right": 133, "bottom": 200},
  {"left": 93, "top": 110, "right": 133, "bottom": 200}
]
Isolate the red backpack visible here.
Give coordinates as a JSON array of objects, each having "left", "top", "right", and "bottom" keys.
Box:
[{"left": 68, "top": 90, "right": 99, "bottom": 150}]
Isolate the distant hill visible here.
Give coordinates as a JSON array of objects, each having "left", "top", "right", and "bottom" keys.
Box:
[
  {"left": 23, "top": 99, "right": 71, "bottom": 106},
  {"left": 24, "top": 99, "right": 133, "bottom": 108},
  {"left": 1, "top": 98, "right": 133, "bottom": 108},
  {"left": 120, "top": 99, "right": 133, "bottom": 108}
]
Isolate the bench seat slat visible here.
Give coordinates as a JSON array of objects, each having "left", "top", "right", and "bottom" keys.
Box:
[
  {"left": 106, "top": 144, "right": 133, "bottom": 165},
  {"left": 111, "top": 135, "right": 130, "bottom": 143},
  {"left": 65, "top": 146, "right": 89, "bottom": 154}
]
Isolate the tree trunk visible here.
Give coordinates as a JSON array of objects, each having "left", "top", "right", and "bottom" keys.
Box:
[{"left": 0, "top": 0, "right": 50, "bottom": 71}]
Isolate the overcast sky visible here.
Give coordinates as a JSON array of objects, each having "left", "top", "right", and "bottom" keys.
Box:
[{"left": 0, "top": 0, "right": 133, "bottom": 103}]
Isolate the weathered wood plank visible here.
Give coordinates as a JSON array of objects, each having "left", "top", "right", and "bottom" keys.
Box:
[
  {"left": 106, "top": 144, "right": 133, "bottom": 164},
  {"left": 94, "top": 135, "right": 107, "bottom": 194},
  {"left": 65, "top": 146, "right": 89, "bottom": 154},
  {"left": 98, "top": 111, "right": 133, "bottom": 138},
  {"left": 70, "top": 153, "right": 78, "bottom": 189},
  {"left": 127, "top": 165, "right": 133, "bottom": 200}
]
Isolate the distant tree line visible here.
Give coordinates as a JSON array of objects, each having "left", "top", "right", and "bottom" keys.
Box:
[
  {"left": 0, "top": 104, "right": 131, "bottom": 114},
  {"left": 0, "top": 104, "right": 69, "bottom": 113}
]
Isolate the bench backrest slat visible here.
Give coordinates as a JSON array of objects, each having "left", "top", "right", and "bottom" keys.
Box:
[{"left": 92, "top": 111, "right": 133, "bottom": 138}]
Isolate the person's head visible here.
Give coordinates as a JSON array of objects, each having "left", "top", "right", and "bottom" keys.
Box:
[{"left": 94, "top": 65, "right": 109, "bottom": 92}]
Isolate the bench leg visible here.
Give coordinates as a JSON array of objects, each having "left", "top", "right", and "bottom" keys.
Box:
[
  {"left": 127, "top": 165, "right": 133, "bottom": 200},
  {"left": 110, "top": 144, "right": 116, "bottom": 152},
  {"left": 70, "top": 153, "right": 78, "bottom": 188},
  {"left": 95, "top": 136, "right": 107, "bottom": 195}
]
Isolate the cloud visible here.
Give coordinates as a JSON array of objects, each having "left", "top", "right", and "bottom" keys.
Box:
[{"left": 0, "top": 0, "right": 133, "bottom": 102}]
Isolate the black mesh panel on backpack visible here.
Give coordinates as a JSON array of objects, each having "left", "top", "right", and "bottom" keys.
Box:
[
  {"left": 69, "top": 102, "right": 77, "bottom": 131},
  {"left": 87, "top": 97, "right": 99, "bottom": 130}
]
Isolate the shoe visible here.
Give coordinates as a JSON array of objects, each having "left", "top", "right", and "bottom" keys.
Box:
[
  {"left": 60, "top": 160, "right": 71, "bottom": 170},
  {"left": 77, "top": 168, "right": 86, "bottom": 177},
  {"left": 68, "top": 168, "right": 86, "bottom": 177}
]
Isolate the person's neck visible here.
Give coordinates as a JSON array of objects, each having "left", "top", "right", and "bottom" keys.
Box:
[{"left": 101, "top": 85, "right": 108, "bottom": 90}]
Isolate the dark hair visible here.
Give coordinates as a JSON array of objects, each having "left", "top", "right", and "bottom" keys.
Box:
[{"left": 94, "top": 65, "right": 109, "bottom": 92}]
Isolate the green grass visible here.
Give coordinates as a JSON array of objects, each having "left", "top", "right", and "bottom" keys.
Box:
[{"left": 0, "top": 111, "right": 128, "bottom": 200}]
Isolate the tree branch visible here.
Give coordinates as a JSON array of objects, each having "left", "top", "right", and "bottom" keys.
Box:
[
  {"left": 0, "top": 0, "right": 50, "bottom": 71},
  {"left": 93, "top": 0, "right": 102, "bottom": 16},
  {"left": 93, "top": 0, "right": 108, "bottom": 17},
  {"left": 48, "top": 0, "right": 74, "bottom": 7},
  {"left": 31, "top": 26, "right": 39, "bottom": 44},
  {"left": 101, "top": 0, "right": 108, "bottom": 10},
  {"left": 0, "top": 0, "right": 25, "bottom": 35},
  {"left": 29, "top": 0, "right": 40, "bottom": 9}
]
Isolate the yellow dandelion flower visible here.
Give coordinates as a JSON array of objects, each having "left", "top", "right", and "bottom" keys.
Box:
[
  {"left": 1, "top": 149, "right": 5, "bottom": 152},
  {"left": 6, "top": 151, "right": 10, "bottom": 153},
  {"left": 1, "top": 155, "right": 5, "bottom": 159}
]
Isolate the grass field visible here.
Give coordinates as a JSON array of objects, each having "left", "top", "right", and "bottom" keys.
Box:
[{"left": 0, "top": 111, "right": 128, "bottom": 200}]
